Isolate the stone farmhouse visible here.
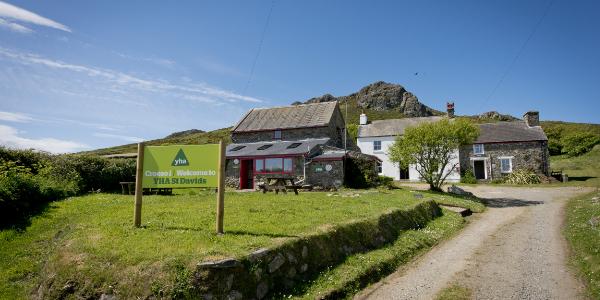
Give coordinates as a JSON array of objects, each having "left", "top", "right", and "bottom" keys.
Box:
[
  {"left": 225, "top": 102, "right": 379, "bottom": 189},
  {"left": 357, "top": 104, "right": 549, "bottom": 181}
]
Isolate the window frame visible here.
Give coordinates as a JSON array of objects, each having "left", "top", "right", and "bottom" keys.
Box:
[
  {"left": 373, "top": 140, "right": 382, "bottom": 151},
  {"left": 273, "top": 130, "right": 282, "bottom": 140},
  {"left": 473, "top": 144, "right": 485, "bottom": 155},
  {"left": 254, "top": 157, "right": 294, "bottom": 174},
  {"left": 499, "top": 157, "right": 513, "bottom": 173}
]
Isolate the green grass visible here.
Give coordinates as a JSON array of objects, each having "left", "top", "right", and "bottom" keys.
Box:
[
  {"left": 0, "top": 189, "right": 433, "bottom": 298},
  {"left": 564, "top": 190, "right": 600, "bottom": 299},
  {"left": 420, "top": 190, "right": 486, "bottom": 213},
  {"left": 434, "top": 283, "right": 472, "bottom": 300},
  {"left": 279, "top": 209, "right": 465, "bottom": 299},
  {"left": 551, "top": 145, "right": 600, "bottom": 187}
]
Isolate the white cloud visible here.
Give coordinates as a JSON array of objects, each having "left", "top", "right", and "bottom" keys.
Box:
[
  {"left": 0, "top": 124, "right": 87, "bottom": 153},
  {"left": 0, "top": 47, "right": 263, "bottom": 104},
  {"left": 93, "top": 133, "right": 144, "bottom": 143},
  {"left": 113, "top": 51, "right": 176, "bottom": 68},
  {"left": 0, "top": 1, "right": 70, "bottom": 32},
  {"left": 0, "top": 17, "right": 32, "bottom": 33},
  {"left": 0, "top": 111, "right": 34, "bottom": 122}
]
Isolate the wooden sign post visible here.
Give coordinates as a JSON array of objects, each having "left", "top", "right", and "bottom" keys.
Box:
[
  {"left": 216, "top": 140, "right": 226, "bottom": 234},
  {"left": 134, "top": 142, "right": 145, "bottom": 227}
]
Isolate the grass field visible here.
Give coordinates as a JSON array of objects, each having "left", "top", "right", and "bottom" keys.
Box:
[
  {"left": 0, "top": 188, "right": 478, "bottom": 298},
  {"left": 551, "top": 145, "right": 600, "bottom": 187},
  {"left": 564, "top": 190, "right": 600, "bottom": 299}
]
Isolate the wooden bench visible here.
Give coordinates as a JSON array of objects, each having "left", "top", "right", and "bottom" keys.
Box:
[
  {"left": 259, "top": 178, "right": 302, "bottom": 195},
  {"left": 119, "top": 181, "right": 135, "bottom": 195}
]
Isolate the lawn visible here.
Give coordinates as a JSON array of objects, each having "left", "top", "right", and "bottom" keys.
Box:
[
  {"left": 1, "top": 188, "right": 466, "bottom": 298},
  {"left": 564, "top": 190, "right": 600, "bottom": 299},
  {"left": 551, "top": 145, "right": 600, "bottom": 187}
]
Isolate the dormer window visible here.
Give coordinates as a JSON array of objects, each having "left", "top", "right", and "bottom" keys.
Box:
[
  {"left": 257, "top": 144, "right": 273, "bottom": 150},
  {"left": 274, "top": 130, "right": 282, "bottom": 140}
]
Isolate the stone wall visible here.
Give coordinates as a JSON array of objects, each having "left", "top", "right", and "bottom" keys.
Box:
[
  {"left": 459, "top": 140, "right": 549, "bottom": 179},
  {"left": 306, "top": 160, "right": 344, "bottom": 188},
  {"left": 192, "top": 200, "right": 442, "bottom": 299}
]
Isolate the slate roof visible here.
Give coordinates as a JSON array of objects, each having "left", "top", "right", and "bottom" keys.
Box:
[
  {"left": 357, "top": 116, "right": 445, "bottom": 137},
  {"left": 232, "top": 102, "right": 338, "bottom": 132},
  {"left": 311, "top": 149, "right": 346, "bottom": 161},
  {"left": 226, "top": 138, "right": 330, "bottom": 157},
  {"left": 475, "top": 121, "right": 547, "bottom": 143}
]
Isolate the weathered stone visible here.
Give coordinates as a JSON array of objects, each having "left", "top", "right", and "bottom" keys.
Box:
[
  {"left": 301, "top": 246, "right": 308, "bottom": 259},
  {"left": 225, "top": 274, "right": 234, "bottom": 291},
  {"left": 447, "top": 185, "right": 474, "bottom": 197},
  {"left": 227, "top": 290, "right": 243, "bottom": 300},
  {"left": 248, "top": 248, "right": 270, "bottom": 263},
  {"left": 256, "top": 281, "right": 269, "bottom": 299},
  {"left": 254, "top": 268, "right": 263, "bottom": 281},
  {"left": 198, "top": 258, "right": 241, "bottom": 270},
  {"left": 99, "top": 294, "right": 116, "bottom": 300},
  {"left": 287, "top": 267, "right": 297, "bottom": 278},
  {"left": 300, "top": 264, "right": 308, "bottom": 273},
  {"left": 268, "top": 254, "right": 286, "bottom": 273},
  {"left": 285, "top": 252, "right": 297, "bottom": 264}
]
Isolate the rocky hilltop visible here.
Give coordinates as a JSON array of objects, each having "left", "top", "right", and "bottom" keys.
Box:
[{"left": 292, "top": 81, "right": 441, "bottom": 117}]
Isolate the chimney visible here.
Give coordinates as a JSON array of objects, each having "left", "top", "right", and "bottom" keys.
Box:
[
  {"left": 359, "top": 111, "right": 368, "bottom": 125},
  {"left": 523, "top": 111, "right": 540, "bottom": 127},
  {"left": 446, "top": 102, "right": 455, "bottom": 118}
]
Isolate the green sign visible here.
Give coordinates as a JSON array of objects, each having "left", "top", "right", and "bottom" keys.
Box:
[{"left": 142, "top": 145, "right": 219, "bottom": 188}]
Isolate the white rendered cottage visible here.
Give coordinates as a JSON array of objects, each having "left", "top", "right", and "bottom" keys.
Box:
[{"left": 356, "top": 113, "right": 461, "bottom": 182}]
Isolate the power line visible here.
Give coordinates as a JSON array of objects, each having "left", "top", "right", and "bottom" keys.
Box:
[
  {"left": 242, "top": 0, "right": 275, "bottom": 94},
  {"left": 480, "top": 0, "right": 555, "bottom": 110}
]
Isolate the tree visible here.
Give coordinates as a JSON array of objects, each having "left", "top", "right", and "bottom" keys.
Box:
[{"left": 388, "top": 118, "right": 479, "bottom": 191}]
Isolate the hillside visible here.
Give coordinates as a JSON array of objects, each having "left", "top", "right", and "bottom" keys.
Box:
[{"left": 84, "top": 81, "right": 600, "bottom": 157}]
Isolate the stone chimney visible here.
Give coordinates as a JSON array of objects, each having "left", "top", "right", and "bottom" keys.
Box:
[
  {"left": 523, "top": 111, "right": 540, "bottom": 127},
  {"left": 359, "top": 111, "right": 368, "bottom": 125},
  {"left": 446, "top": 102, "right": 455, "bottom": 118}
]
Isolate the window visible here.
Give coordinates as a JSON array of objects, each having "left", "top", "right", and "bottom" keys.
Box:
[
  {"left": 287, "top": 142, "right": 302, "bottom": 149},
  {"left": 373, "top": 140, "right": 382, "bottom": 151},
  {"left": 274, "top": 130, "right": 282, "bottom": 139},
  {"left": 499, "top": 157, "right": 512, "bottom": 173},
  {"left": 255, "top": 157, "right": 293, "bottom": 174},
  {"left": 283, "top": 158, "right": 293, "bottom": 172},
  {"left": 230, "top": 145, "right": 246, "bottom": 152},
  {"left": 257, "top": 144, "right": 273, "bottom": 150},
  {"left": 473, "top": 144, "right": 484, "bottom": 154},
  {"left": 255, "top": 159, "right": 265, "bottom": 172},
  {"left": 376, "top": 161, "right": 382, "bottom": 174}
]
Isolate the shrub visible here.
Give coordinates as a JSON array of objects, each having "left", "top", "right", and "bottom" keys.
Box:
[
  {"left": 344, "top": 157, "right": 378, "bottom": 188},
  {"left": 378, "top": 175, "right": 395, "bottom": 189},
  {"left": 561, "top": 132, "right": 600, "bottom": 157},
  {"left": 504, "top": 169, "right": 541, "bottom": 185},
  {"left": 0, "top": 162, "right": 44, "bottom": 227},
  {"left": 460, "top": 169, "right": 477, "bottom": 184}
]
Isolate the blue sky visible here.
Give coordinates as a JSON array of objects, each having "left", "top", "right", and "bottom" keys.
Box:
[{"left": 0, "top": 0, "right": 598, "bottom": 153}]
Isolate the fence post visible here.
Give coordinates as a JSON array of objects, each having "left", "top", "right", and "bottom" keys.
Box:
[
  {"left": 134, "top": 142, "right": 145, "bottom": 227},
  {"left": 216, "top": 140, "right": 225, "bottom": 234}
]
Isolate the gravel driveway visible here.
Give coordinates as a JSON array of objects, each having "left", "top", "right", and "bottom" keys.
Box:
[{"left": 355, "top": 186, "right": 591, "bottom": 300}]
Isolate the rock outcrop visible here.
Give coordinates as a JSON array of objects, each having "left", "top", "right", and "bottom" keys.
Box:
[
  {"left": 476, "top": 111, "right": 518, "bottom": 121},
  {"left": 293, "top": 81, "right": 440, "bottom": 117}
]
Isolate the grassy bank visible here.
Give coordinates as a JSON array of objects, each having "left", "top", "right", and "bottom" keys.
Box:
[
  {"left": 564, "top": 190, "right": 600, "bottom": 299},
  {"left": 280, "top": 209, "right": 466, "bottom": 299},
  {"left": 0, "top": 188, "right": 476, "bottom": 298},
  {"left": 551, "top": 145, "right": 600, "bottom": 187}
]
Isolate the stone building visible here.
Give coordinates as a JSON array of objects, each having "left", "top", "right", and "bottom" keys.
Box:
[
  {"left": 459, "top": 111, "right": 550, "bottom": 180},
  {"left": 225, "top": 102, "right": 378, "bottom": 189}
]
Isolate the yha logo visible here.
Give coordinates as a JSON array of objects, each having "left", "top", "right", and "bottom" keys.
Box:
[{"left": 171, "top": 148, "right": 190, "bottom": 166}]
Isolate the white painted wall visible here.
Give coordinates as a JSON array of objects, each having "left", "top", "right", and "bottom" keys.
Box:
[{"left": 357, "top": 136, "right": 461, "bottom": 182}]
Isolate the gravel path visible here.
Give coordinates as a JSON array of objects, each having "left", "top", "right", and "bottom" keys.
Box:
[{"left": 355, "top": 186, "right": 591, "bottom": 300}]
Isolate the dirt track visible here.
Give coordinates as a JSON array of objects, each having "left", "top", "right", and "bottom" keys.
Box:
[{"left": 355, "top": 185, "right": 591, "bottom": 300}]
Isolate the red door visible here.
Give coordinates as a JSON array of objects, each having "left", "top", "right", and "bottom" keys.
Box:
[{"left": 239, "top": 160, "right": 254, "bottom": 189}]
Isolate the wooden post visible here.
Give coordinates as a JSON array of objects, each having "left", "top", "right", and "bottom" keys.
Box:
[
  {"left": 216, "top": 140, "right": 226, "bottom": 234},
  {"left": 134, "top": 142, "right": 145, "bottom": 227}
]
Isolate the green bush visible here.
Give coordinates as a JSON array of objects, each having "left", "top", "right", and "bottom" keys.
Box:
[
  {"left": 504, "top": 169, "right": 541, "bottom": 185},
  {"left": 561, "top": 132, "right": 600, "bottom": 157},
  {"left": 378, "top": 175, "right": 395, "bottom": 189},
  {"left": 344, "top": 157, "right": 378, "bottom": 188},
  {"left": 460, "top": 169, "right": 477, "bottom": 184},
  {"left": 0, "top": 147, "right": 136, "bottom": 228}
]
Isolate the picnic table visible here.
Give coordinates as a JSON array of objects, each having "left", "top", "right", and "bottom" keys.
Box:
[
  {"left": 259, "top": 177, "right": 301, "bottom": 195},
  {"left": 119, "top": 181, "right": 135, "bottom": 195}
]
